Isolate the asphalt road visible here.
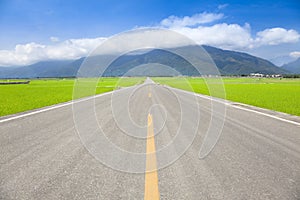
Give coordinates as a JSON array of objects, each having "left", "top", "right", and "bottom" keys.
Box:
[{"left": 1, "top": 78, "right": 300, "bottom": 199}]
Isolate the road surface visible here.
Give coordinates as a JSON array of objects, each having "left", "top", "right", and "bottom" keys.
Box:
[{"left": 1, "top": 78, "right": 300, "bottom": 199}]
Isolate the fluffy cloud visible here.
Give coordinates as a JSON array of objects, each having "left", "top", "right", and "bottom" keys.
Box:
[
  {"left": 170, "top": 23, "right": 254, "bottom": 49},
  {"left": 255, "top": 28, "right": 300, "bottom": 45},
  {"left": 0, "top": 37, "right": 106, "bottom": 66},
  {"left": 289, "top": 51, "right": 300, "bottom": 58},
  {"left": 160, "top": 12, "right": 223, "bottom": 27},
  {"left": 161, "top": 13, "right": 300, "bottom": 50}
]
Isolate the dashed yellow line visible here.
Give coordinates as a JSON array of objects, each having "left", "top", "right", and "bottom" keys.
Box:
[
  {"left": 144, "top": 113, "right": 160, "bottom": 200},
  {"left": 148, "top": 86, "right": 152, "bottom": 98}
]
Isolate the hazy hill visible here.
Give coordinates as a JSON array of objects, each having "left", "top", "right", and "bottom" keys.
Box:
[
  {"left": 0, "top": 45, "right": 290, "bottom": 78},
  {"left": 282, "top": 58, "right": 300, "bottom": 74},
  {"left": 0, "top": 60, "right": 80, "bottom": 78}
]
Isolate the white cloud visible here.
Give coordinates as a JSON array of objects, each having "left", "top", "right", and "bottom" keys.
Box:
[
  {"left": 50, "top": 36, "right": 59, "bottom": 42},
  {"left": 159, "top": 13, "right": 300, "bottom": 50},
  {"left": 170, "top": 23, "right": 254, "bottom": 49},
  {"left": 289, "top": 51, "right": 300, "bottom": 58},
  {"left": 0, "top": 37, "right": 106, "bottom": 66},
  {"left": 218, "top": 4, "right": 228, "bottom": 10},
  {"left": 160, "top": 12, "right": 223, "bottom": 27},
  {"left": 255, "top": 28, "right": 300, "bottom": 45}
]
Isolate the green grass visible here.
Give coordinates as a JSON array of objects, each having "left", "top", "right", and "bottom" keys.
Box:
[
  {"left": 0, "top": 77, "right": 144, "bottom": 117},
  {"left": 153, "top": 77, "right": 300, "bottom": 116}
]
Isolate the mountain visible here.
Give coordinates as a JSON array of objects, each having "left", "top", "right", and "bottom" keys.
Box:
[
  {"left": 0, "top": 59, "right": 83, "bottom": 78},
  {"left": 105, "top": 45, "right": 288, "bottom": 76},
  {"left": 269, "top": 55, "right": 296, "bottom": 66},
  {"left": 202, "top": 46, "right": 288, "bottom": 75},
  {"left": 282, "top": 58, "right": 300, "bottom": 74},
  {"left": 102, "top": 47, "right": 201, "bottom": 77},
  {"left": 0, "top": 45, "right": 290, "bottom": 78}
]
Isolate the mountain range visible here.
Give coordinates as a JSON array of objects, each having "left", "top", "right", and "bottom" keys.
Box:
[
  {"left": 282, "top": 58, "right": 300, "bottom": 74},
  {"left": 0, "top": 45, "right": 292, "bottom": 78}
]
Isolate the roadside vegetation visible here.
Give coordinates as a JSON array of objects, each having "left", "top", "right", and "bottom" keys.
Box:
[
  {"left": 0, "top": 77, "right": 144, "bottom": 117},
  {"left": 153, "top": 77, "right": 300, "bottom": 116}
]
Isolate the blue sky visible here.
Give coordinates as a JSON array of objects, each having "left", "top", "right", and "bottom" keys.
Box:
[{"left": 0, "top": 0, "right": 299, "bottom": 66}]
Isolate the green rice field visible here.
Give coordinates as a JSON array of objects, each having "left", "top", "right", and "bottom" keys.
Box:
[
  {"left": 0, "top": 77, "right": 144, "bottom": 117},
  {"left": 153, "top": 77, "right": 300, "bottom": 116},
  {"left": 1, "top": 77, "right": 299, "bottom": 117}
]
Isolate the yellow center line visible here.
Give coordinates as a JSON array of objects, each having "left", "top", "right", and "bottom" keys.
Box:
[
  {"left": 144, "top": 113, "right": 160, "bottom": 200},
  {"left": 148, "top": 86, "right": 152, "bottom": 98}
]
